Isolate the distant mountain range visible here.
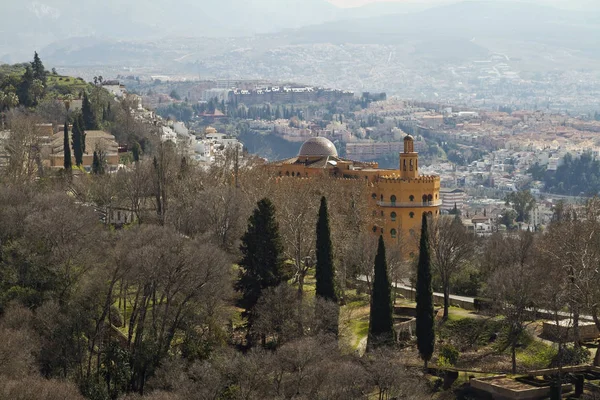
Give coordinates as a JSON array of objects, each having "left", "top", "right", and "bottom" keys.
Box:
[{"left": 3, "top": 0, "right": 600, "bottom": 71}]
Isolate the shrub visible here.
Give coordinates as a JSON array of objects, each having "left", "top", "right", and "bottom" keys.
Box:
[
  {"left": 549, "top": 346, "right": 591, "bottom": 368},
  {"left": 439, "top": 343, "right": 459, "bottom": 366}
]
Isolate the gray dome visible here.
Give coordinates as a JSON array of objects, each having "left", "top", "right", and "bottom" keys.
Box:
[{"left": 298, "top": 137, "right": 338, "bottom": 157}]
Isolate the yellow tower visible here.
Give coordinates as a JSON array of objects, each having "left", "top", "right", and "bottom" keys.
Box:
[{"left": 400, "top": 135, "right": 418, "bottom": 179}]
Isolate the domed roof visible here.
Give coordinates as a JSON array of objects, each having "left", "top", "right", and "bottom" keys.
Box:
[
  {"left": 404, "top": 134, "right": 414, "bottom": 141},
  {"left": 298, "top": 137, "right": 338, "bottom": 157}
]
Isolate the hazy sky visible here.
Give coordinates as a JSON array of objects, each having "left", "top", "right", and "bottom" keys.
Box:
[{"left": 328, "top": 0, "right": 596, "bottom": 9}]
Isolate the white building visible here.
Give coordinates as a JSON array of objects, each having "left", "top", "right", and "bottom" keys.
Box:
[{"left": 440, "top": 188, "right": 467, "bottom": 212}]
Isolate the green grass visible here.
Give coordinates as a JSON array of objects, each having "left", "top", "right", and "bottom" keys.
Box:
[
  {"left": 516, "top": 337, "right": 557, "bottom": 370},
  {"left": 349, "top": 319, "right": 370, "bottom": 349},
  {"left": 46, "top": 75, "right": 90, "bottom": 95}
]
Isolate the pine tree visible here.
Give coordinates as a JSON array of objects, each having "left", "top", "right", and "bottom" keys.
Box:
[
  {"left": 31, "top": 51, "right": 46, "bottom": 84},
  {"left": 71, "top": 117, "right": 85, "bottom": 167},
  {"left": 416, "top": 213, "right": 435, "bottom": 369},
  {"left": 92, "top": 151, "right": 100, "bottom": 174},
  {"left": 82, "top": 91, "right": 97, "bottom": 130},
  {"left": 63, "top": 122, "right": 72, "bottom": 171},
  {"left": 368, "top": 235, "right": 394, "bottom": 349},
  {"left": 236, "top": 198, "right": 285, "bottom": 346},
  {"left": 315, "top": 196, "right": 337, "bottom": 301}
]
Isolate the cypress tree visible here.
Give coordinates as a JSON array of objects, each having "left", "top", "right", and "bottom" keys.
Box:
[
  {"left": 416, "top": 213, "right": 435, "bottom": 369},
  {"left": 63, "top": 122, "right": 72, "bottom": 171},
  {"left": 82, "top": 91, "right": 97, "bottom": 130},
  {"left": 368, "top": 235, "right": 394, "bottom": 349},
  {"left": 92, "top": 151, "right": 100, "bottom": 174},
  {"left": 132, "top": 141, "right": 141, "bottom": 162},
  {"left": 78, "top": 113, "right": 86, "bottom": 154},
  {"left": 236, "top": 198, "right": 285, "bottom": 346},
  {"left": 72, "top": 118, "right": 83, "bottom": 166},
  {"left": 315, "top": 196, "right": 337, "bottom": 301}
]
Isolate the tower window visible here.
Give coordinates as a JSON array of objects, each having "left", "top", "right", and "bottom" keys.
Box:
[
  {"left": 372, "top": 193, "right": 377, "bottom": 199},
  {"left": 391, "top": 229, "right": 397, "bottom": 238},
  {"left": 409, "top": 195, "right": 414, "bottom": 202},
  {"left": 409, "top": 212, "right": 415, "bottom": 219},
  {"left": 372, "top": 226, "right": 377, "bottom": 233},
  {"left": 291, "top": 172, "right": 295, "bottom": 177},
  {"left": 391, "top": 212, "right": 397, "bottom": 221},
  {"left": 390, "top": 195, "right": 397, "bottom": 205}
]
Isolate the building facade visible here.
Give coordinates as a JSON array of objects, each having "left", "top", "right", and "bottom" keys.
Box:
[
  {"left": 440, "top": 188, "right": 467, "bottom": 212},
  {"left": 268, "top": 136, "right": 441, "bottom": 253}
]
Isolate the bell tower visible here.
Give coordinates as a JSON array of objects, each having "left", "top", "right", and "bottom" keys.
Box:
[{"left": 400, "top": 135, "right": 418, "bottom": 179}]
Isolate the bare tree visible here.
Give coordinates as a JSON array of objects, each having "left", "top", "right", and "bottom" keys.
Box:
[
  {"left": 486, "top": 231, "right": 542, "bottom": 374},
  {"left": 429, "top": 215, "right": 474, "bottom": 319},
  {"left": 3, "top": 111, "right": 45, "bottom": 182}
]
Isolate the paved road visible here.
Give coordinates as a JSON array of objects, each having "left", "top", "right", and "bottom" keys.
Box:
[{"left": 357, "top": 276, "right": 595, "bottom": 322}]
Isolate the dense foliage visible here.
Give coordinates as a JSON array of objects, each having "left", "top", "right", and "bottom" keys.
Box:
[
  {"left": 543, "top": 152, "right": 600, "bottom": 195},
  {"left": 367, "top": 236, "right": 394, "bottom": 349},
  {"left": 416, "top": 213, "right": 435, "bottom": 368}
]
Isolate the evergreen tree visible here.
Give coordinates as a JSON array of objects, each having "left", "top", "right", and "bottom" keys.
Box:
[
  {"left": 368, "top": 235, "right": 394, "bottom": 349},
  {"left": 236, "top": 198, "right": 285, "bottom": 346},
  {"left": 416, "top": 213, "right": 435, "bottom": 369},
  {"left": 71, "top": 117, "right": 84, "bottom": 167},
  {"left": 315, "top": 196, "right": 337, "bottom": 301},
  {"left": 132, "top": 142, "right": 141, "bottom": 162},
  {"left": 92, "top": 151, "right": 100, "bottom": 174},
  {"left": 16, "top": 66, "right": 34, "bottom": 107},
  {"left": 63, "top": 122, "right": 72, "bottom": 171},
  {"left": 82, "top": 91, "right": 97, "bottom": 130},
  {"left": 78, "top": 113, "right": 87, "bottom": 154},
  {"left": 31, "top": 51, "right": 46, "bottom": 84}
]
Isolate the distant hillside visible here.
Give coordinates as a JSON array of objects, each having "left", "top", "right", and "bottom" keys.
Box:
[{"left": 292, "top": 1, "right": 600, "bottom": 58}]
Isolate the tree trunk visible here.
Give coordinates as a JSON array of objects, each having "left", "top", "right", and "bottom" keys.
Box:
[
  {"left": 511, "top": 344, "right": 517, "bottom": 374},
  {"left": 297, "top": 273, "right": 304, "bottom": 299},
  {"left": 572, "top": 306, "right": 581, "bottom": 347},
  {"left": 443, "top": 284, "right": 450, "bottom": 320}
]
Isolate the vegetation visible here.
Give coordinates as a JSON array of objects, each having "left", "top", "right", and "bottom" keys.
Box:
[
  {"left": 236, "top": 198, "right": 286, "bottom": 346},
  {"left": 367, "top": 236, "right": 394, "bottom": 349},
  {"left": 543, "top": 152, "right": 600, "bottom": 196},
  {"left": 416, "top": 213, "right": 435, "bottom": 369}
]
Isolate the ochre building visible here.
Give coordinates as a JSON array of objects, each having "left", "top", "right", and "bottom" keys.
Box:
[{"left": 268, "top": 136, "right": 441, "bottom": 252}]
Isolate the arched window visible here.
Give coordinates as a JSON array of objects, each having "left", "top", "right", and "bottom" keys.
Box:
[
  {"left": 391, "top": 229, "right": 397, "bottom": 238},
  {"left": 409, "top": 159, "right": 414, "bottom": 171},
  {"left": 391, "top": 212, "right": 397, "bottom": 221},
  {"left": 409, "top": 212, "right": 415, "bottom": 219},
  {"left": 403, "top": 159, "right": 407, "bottom": 171},
  {"left": 428, "top": 194, "right": 433, "bottom": 202},
  {"left": 380, "top": 195, "right": 383, "bottom": 202},
  {"left": 381, "top": 211, "right": 384, "bottom": 217},
  {"left": 422, "top": 195, "right": 427, "bottom": 204},
  {"left": 428, "top": 211, "right": 433, "bottom": 216},
  {"left": 372, "top": 193, "right": 377, "bottom": 199},
  {"left": 390, "top": 195, "right": 397, "bottom": 205},
  {"left": 372, "top": 226, "right": 377, "bottom": 233},
  {"left": 286, "top": 171, "right": 290, "bottom": 176},
  {"left": 409, "top": 195, "right": 414, "bottom": 202}
]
